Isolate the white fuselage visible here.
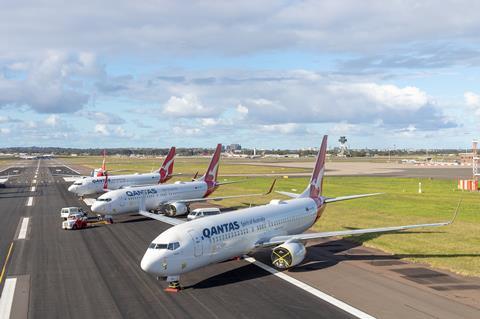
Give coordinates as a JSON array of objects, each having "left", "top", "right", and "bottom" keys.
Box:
[
  {"left": 140, "top": 197, "right": 320, "bottom": 277},
  {"left": 68, "top": 172, "right": 162, "bottom": 196},
  {"left": 91, "top": 181, "right": 209, "bottom": 215}
]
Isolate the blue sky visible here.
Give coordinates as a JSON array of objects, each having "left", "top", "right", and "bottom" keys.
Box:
[{"left": 1, "top": 1, "right": 480, "bottom": 149}]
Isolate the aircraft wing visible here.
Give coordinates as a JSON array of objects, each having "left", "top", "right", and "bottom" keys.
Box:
[
  {"left": 137, "top": 195, "right": 185, "bottom": 225},
  {"left": 138, "top": 210, "right": 185, "bottom": 226},
  {"left": 258, "top": 202, "right": 460, "bottom": 247},
  {"left": 324, "top": 193, "right": 383, "bottom": 203},
  {"left": 276, "top": 191, "right": 383, "bottom": 201},
  {"left": 171, "top": 179, "right": 276, "bottom": 204},
  {"left": 215, "top": 179, "right": 248, "bottom": 186}
]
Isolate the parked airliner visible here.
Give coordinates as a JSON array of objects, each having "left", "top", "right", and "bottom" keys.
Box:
[
  {"left": 138, "top": 136, "right": 459, "bottom": 291},
  {"left": 68, "top": 147, "right": 177, "bottom": 196},
  {"left": 91, "top": 144, "right": 275, "bottom": 216}
]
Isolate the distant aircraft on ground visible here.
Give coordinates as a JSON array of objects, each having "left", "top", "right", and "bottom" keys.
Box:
[
  {"left": 91, "top": 144, "right": 275, "bottom": 217},
  {"left": 138, "top": 136, "right": 458, "bottom": 291},
  {"left": 67, "top": 147, "right": 177, "bottom": 197}
]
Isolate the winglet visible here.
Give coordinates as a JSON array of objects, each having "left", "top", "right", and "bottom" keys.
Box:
[
  {"left": 448, "top": 199, "right": 462, "bottom": 224},
  {"left": 265, "top": 179, "right": 276, "bottom": 195},
  {"left": 192, "top": 171, "right": 199, "bottom": 181}
]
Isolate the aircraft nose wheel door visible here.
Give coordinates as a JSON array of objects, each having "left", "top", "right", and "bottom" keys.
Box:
[{"left": 188, "top": 230, "right": 203, "bottom": 257}]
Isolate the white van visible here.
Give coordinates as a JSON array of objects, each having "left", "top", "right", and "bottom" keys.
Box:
[
  {"left": 187, "top": 207, "right": 221, "bottom": 220},
  {"left": 60, "top": 207, "right": 87, "bottom": 219}
]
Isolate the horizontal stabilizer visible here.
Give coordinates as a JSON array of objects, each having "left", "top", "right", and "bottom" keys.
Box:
[
  {"left": 324, "top": 193, "right": 383, "bottom": 203},
  {"left": 275, "top": 191, "right": 300, "bottom": 198}
]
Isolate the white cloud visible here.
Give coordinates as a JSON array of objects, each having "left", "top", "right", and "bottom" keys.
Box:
[
  {"left": 259, "top": 123, "right": 306, "bottom": 135},
  {"left": 82, "top": 111, "right": 125, "bottom": 125},
  {"left": 465, "top": 91, "right": 480, "bottom": 107},
  {"left": 94, "top": 124, "right": 109, "bottom": 136},
  {"left": 0, "top": 128, "right": 10, "bottom": 134},
  {"left": 328, "top": 83, "right": 429, "bottom": 110},
  {"left": 45, "top": 114, "right": 60, "bottom": 127},
  {"left": 172, "top": 126, "right": 202, "bottom": 136},
  {"left": 0, "top": 51, "right": 92, "bottom": 113},
  {"left": 163, "top": 94, "right": 214, "bottom": 118}
]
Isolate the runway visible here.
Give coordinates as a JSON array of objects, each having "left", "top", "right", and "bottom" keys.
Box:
[{"left": 0, "top": 159, "right": 478, "bottom": 318}]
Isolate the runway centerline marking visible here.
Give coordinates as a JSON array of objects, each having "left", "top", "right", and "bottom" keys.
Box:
[
  {"left": 0, "top": 277, "right": 16, "bottom": 319},
  {"left": 32, "top": 179, "right": 36, "bottom": 184},
  {"left": 243, "top": 256, "right": 376, "bottom": 319},
  {"left": 18, "top": 218, "right": 29, "bottom": 240},
  {"left": 30, "top": 186, "right": 36, "bottom": 192},
  {"left": 26, "top": 197, "right": 33, "bottom": 207}
]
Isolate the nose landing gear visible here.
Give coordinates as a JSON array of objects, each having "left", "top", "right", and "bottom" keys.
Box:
[{"left": 165, "top": 276, "right": 181, "bottom": 293}]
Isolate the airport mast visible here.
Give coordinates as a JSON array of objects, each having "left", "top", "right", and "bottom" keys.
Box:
[{"left": 337, "top": 136, "right": 350, "bottom": 157}]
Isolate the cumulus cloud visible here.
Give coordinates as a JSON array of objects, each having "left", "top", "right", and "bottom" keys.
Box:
[
  {"left": 45, "top": 114, "right": 60, "bottom": 127},
  {"left": 94, "top": 124, "right": 109, "bottom": 136},
  {"left": 163, "top": 94, "right": 214, "bottom": 118},
  {"left": 0, "top": 51, "right": 93, "bottom": 113},
  {"left": 465, "top": 91, "right": 480, "bottom": 107}
]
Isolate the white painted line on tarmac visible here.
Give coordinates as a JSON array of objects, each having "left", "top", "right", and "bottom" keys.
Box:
[
  {"left": 243, "top": 257, "right": 376, "bottom": 319},
  {"left": 26, "top": 197, "right": 33, "bottom": 207},
  {"left": 32, "top": 179, "right": 36, "bottom": 184},
  {"left": 17, "top": 218, "right": 29, "bottom": 240},
  {"left": 0, "top": 277, "right": 16, "bottom": 319},
  {"left": 30, "top": 186, "right": 36, "bottom": 192}
]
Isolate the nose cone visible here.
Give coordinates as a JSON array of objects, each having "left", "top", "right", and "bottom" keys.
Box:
[
  {"left": 91, "top": 201, "right": 102, "bottom": 213},
  {"left": 141, "top": 252, "right": 158, "bottom": 274}
]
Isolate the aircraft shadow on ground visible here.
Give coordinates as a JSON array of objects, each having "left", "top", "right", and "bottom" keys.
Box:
[
  {"left": 184, "top": 263, "right": 270, "bottom": 290},
  {"left": 288, "top": 236, "right": 480, "bottom": 273}
]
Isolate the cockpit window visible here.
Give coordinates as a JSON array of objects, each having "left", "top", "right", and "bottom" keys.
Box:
[
  {"left": 96, "top": 198, "right": 112, "bottom": 202},
  {"left": 149, "top": 242, "right": 180, "bottom": 250},
  {"left": 73, "top": 182, "right": 82, "bottom": 185}
]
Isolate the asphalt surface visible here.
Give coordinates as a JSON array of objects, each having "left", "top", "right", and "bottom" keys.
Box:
[{"left": 0, "top": 159, "right": 478, "bottom": 319}]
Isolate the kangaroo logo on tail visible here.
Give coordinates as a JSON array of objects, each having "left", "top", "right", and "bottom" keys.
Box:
[
  {"left": 199, "top": 144, "right": 221, "bottom": 183},
  {"left": 301, "top": 135, "right": 327, "bottom": 199},
  {"left": 159, "top": 147, "right": 176, "bottom": 183}
]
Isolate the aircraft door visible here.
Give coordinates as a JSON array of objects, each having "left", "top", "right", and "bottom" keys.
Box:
[{"left": 188, "top": 230, "right": 203, "bottom": 257}]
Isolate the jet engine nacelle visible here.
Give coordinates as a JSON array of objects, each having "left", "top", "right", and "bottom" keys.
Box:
[
  {"left": 271, "top": 241, "right": 306, "bottom": 269},
  {"left": 165, "top": 202, "right": 189, "bottom": 216}
]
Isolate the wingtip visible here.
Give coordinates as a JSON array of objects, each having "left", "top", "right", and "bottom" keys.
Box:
[
  {"left": 265, "top": 179, "right": 277, "bottom": 195},
  {"left": 449, "top": 199, "right": 462, "bottom": 224}
]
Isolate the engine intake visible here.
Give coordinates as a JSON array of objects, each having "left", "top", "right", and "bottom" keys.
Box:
[
  {"left": 271, "top": 241, "right": 306, "bottom": 269},
  {"left": 164, "top": 202, "right": 189, "bottom": 216}
]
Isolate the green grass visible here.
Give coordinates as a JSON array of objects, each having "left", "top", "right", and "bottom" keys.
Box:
[
  {"left": 60, "top": 156, "right": 311, "bottom": 175},
  {"left": 214, "top": 176, "right": 480, "bottom": 277}
]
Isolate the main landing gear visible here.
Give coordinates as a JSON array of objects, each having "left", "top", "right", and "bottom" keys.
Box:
[{"left": 165, "top": 276, "right": 181, "bottom": 293}]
